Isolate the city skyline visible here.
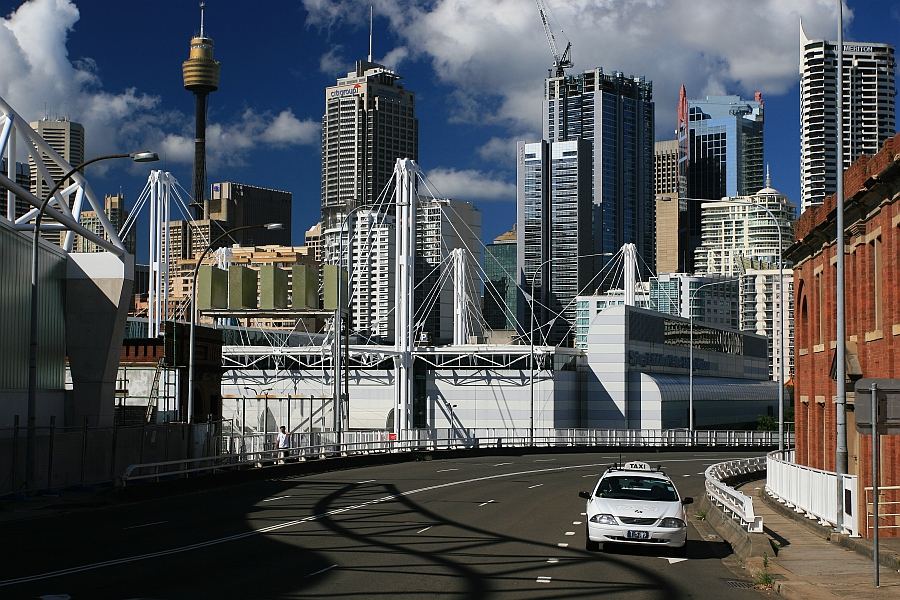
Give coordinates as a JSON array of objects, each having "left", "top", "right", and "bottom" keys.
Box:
[{"left": 0, "top": 0, "right": 897, "bottom": 258}]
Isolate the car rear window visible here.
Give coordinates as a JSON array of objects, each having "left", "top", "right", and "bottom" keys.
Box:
[{"left": 595, "top": 476, "right": 678, "bottom": 502}]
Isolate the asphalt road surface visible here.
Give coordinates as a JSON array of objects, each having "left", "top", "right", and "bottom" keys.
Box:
[{"left": 1, "top": 450, "right": 768, "bottom": 599}]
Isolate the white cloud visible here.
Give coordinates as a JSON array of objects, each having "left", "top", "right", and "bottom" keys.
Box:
[
  {"left": 0, "top": 0, "right": 317, "bottom": 174},
  {"left": 378, "top": 46, "right": 409, "bottom": 71},
  {"left": 424, "top": 167, "right": 515, "bottom": 202},
  {"left": 304, "top": 0, "right": 851, "bottom": 133},
  {"left": 478, "top": 134, "right": 538, "bottom": 166},
  {"left": 319, "top": 45, "right": 350, "bottom": 75}
]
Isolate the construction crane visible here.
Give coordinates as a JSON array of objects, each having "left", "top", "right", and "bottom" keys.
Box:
[{"left": 535, "top": 0, "right": 573, "bottom": 78}]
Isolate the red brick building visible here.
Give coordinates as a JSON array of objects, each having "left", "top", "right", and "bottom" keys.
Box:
[{"left": 787, "top": 133, "right": 900, "bottom": 538}]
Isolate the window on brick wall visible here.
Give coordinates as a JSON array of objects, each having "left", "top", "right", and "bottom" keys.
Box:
[
  {"left": 872, "top": 236, "right": 883, "bottom": 331},
  {"left": 815, "top": 272, "right": 824, "bottom": 346}
]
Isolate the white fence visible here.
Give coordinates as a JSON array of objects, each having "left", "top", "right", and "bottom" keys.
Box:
[
  {"left": 704, "top": 456, "right": 766, "bottom": 532},
  {"left": 765, "top": 449, "right": 858, "bottom": 536},
  {"left": 121, "top": 427, "right": 788, "bottom": 485}
]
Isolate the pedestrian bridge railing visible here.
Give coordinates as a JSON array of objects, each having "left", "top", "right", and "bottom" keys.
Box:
[
  {"left": 704, "top": 456, "right": 766, "bottom": 532},
  {"left": 765, "top": 449, "right": 859, "bottom": 536},
  {"left": 121, "top": 427, "right": 788, "bottom": 485}
]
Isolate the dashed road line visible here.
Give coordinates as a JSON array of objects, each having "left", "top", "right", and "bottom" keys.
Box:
[
  {"left": 261, "top": 496, "right": 291, "bottom": 502},
  {"left": 416, "top": 526, "right": 432, "bottom": 534},
  {"left": 305, "top": 564, "right": 338, "bottom": 578},
  {"left": 478, "top": 500, "right": 495, "bottom": 507},
  {"left": 564, "top": 531, "right": 575, "bottom": 536},
  {"left": 572, "top": 521, "right": 582, "bottom": 525},
  {"left": 493, "top": 462, "right": 513, "bottom": 467},
  {"left": 536, "top": 576, "right": 552, "bottom": 583},
  {"left": 356, "top": 480, "right": 376, "bottom": 484},
  {"left": 123, "top": 521, "right": 167, "bottom": 530},
  {"left": 557, "top": 543, "right": 569, "bottom": 548},
  {"left": 527, "top": 484, "right": 543, "bottom": 489},
  {"left": 534, "top": 459, "right": 555, "bottom": 462},
  {"left": 546, "top": 558, "right": 559, "bottom": 564},
  {"left": 436, "top": 468, "right": 458, "bottom": 473}
]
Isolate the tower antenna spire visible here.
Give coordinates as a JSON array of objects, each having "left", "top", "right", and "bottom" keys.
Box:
[
  {"left": 200, "top": 1, "right": 206, "bottom": 37},
  {"left": 368, "top": 5, "right": 374, "bottom": 62}
]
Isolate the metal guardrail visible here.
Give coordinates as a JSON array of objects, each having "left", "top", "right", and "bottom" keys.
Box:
[
  {"left": 704, "top": 456, "right": 766, "bottom": 533},
  {"left": 121, "top": 427, "right": 788, "bottom": 485},
  {"left": 765, "top": 449, "right": 859, "bottom": 535}
]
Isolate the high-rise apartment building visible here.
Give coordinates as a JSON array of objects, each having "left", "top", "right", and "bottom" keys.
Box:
[
  {"left": 415, "top": 197, "right": 481, "bottom": 344},
  {"left": 693, "top": 178, "right": 796, "bottom": 276},
  {"left": 75, "top": 193, "right": 135, "bottom": 254},
  {"left": 304, "top": 222, "right": 323, "bottom": 262},
  {"left": 206, "top": 181, "right": 291, "bottom": 246},
  {"left": 654, "top": 139, "right": 679, "bottom": 196},
  {"left": 740, "top": 259, "right": 794, "bottom": 383},
  {"left": 543, "top": 67, "right": 655, "bottom": 274},
  {"left": 324, "top": 211, "right": 396, "bottom": 342},
  {"left": 517, "top": 139, "right": 593, "bottom": 346},
  {"left": 799, "top": 24, "right": 895, "bottom": 212},
  {"left": 483, "top": 226, "right": 518, "bottom": 332},
  {"left": 321, "top": 60, "right": 418, "bottom": 237}
]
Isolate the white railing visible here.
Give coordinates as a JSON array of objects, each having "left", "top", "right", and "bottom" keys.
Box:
[
  {"left": 765, "top": 449, "right": 858, "bottom": 536},
  {"left": 704, "top": 457, "right": 766, "bottom": 532},
  {"left": 865, "top": 485, "right": 900, "bottom": 537},
  {"left": 120, "top": 427, "right": 788, "bottom": 486}
]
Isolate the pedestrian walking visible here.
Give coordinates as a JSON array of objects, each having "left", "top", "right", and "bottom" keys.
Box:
[{"left": 277, "top": 425, "right": 290, "bottom": 463}]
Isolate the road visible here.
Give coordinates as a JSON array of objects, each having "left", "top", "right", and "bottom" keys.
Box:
[{"left": 1, "top": 450, "right": 767, "bottom": 599}]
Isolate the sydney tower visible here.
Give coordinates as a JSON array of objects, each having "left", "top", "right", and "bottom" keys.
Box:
[{"left": 182, "top": 2, "right": 220, "bottom": 216}]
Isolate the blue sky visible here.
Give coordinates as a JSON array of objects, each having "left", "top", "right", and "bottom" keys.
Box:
[{"left": 1, "top": 0, "right": 898, "bottom": 261}]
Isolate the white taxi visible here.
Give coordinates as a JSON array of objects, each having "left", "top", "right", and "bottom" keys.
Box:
[{"left": 579, "top": 461, "right": 692, "bottom": 553}]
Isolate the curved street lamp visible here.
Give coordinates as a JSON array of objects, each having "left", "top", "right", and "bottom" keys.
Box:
[
  {"left": 26, "top": 150, "right": 159, "bottom": 490},
  {"left": 187, "top": 222, "right": 282, "bottom": 423}
]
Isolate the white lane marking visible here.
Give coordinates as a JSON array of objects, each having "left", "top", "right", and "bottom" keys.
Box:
[
  {"left": 564, "top": 531, "right": 575, "bottom": 536},
  {"left": 305, "top": 564, "right": 338, "bottom": 578},
  {"left": 478, "top": 500, "right": 495, "bottom": 507},
  {"left": 123, "top": 521, "right": 167, "bottom": 530},
  {"left": 527, "top": 484, "right": 543, "bottom": 489},
  {"left": 682, "top": 475, "right": 691, "bottom": 477},
  {"left": 1, "top": 456, "right": 733, "bottom": 587},
  {"left": 696, "top": 473, "right": 705, "bottom": 475},
  {"left": 436, "top": 468, "right": 458, "bottom": 473},
  {"left": 572, "top": 521, "right": 582, "bottom": 525},
  {"left": 536, "top": 576, "right": 552, "bottom": 583},
  {"left": 356, "top": 479, "right": 376, "bottom": 484},
  {"left": 659, "top": 557, "right": 688, "bottom": 564},
  {"left": 261, "top": 496, "right": 291, "bottom": 502},
  {"left": 416, "top": 526, "right": 432, "bottom": 534},
  {"left": 493, "top": 462, "right": 513, "bottom": 467},
  {"left": 581, "top": 474, "right": 595, "bottom": 478},
  {"left": 546, "top": 558, "right": 559, "bottom": 564},
  {"left": 534, "top": 459, "right": 555, "bottom": 462},
  {"left": 580, "top": 512, "right": 586, "bottom": 516}
]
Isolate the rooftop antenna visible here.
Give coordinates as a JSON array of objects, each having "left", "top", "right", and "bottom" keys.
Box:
[
  {"left": 765, "top": 164, "right": 771, "bottom": 188},
  {"left": 367, "top": 5, "right": 373, "bottom": 62},
  {"left": 200, "top": 1, "right": 205, "bottom": 37}
]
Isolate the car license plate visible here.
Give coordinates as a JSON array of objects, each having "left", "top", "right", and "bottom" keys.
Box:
[{"left": 627, "top": 530, "right": 650, "bottom": 540}]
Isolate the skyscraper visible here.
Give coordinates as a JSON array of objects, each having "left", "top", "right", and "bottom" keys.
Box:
[
  {"left": 206, "top": 181, "right": 291, "bottom": 246},
  {"left": 320, "top": 59, "right": 418, "bottom": 238},
  {"left": 29, "top": 116, "right": 85, "bottom": 245},
  {"left": 75, "top": 193, "right": 135, "bottom": 254},
  {"left": 687, "top": 95, "right": 764, "bottom": 200},
  {"left": 28, "top": 117, "right": 84, "bottom": 202},
  {"left": 483, "top": 226, "right": 519, "bottom": 331},
  {"left": 0, "top": 158, "right": 30, "bottom": 220},
  {"left": 654, "top": 140, "right": 683, "bottom": 273},
  {"left": 542, "top": 67, "right": 655, "bottom": 274},
  {"left": 799, "top": 23, "right": 895, "bottom": 212},
  {"left": 517, "top": 139, "right": 593, "bottom": 346}
]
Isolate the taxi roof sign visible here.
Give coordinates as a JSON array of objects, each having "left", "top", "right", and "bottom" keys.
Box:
[{"left": 623, "top": 461, "right": 652, "bottom": 471}]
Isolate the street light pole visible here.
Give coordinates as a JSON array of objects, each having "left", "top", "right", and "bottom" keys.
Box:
[
  {"left": 687, "top": 278, "right": 740, "bottom": 431},
  {"left": 187, "top": 222, "right": 282, "bottom": 424},
  {"left": 26, "top": 150, "right": 157, "bottom": 491},
  {"left": 333, "top": 206, "right": 365, "bottom": 440}
]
